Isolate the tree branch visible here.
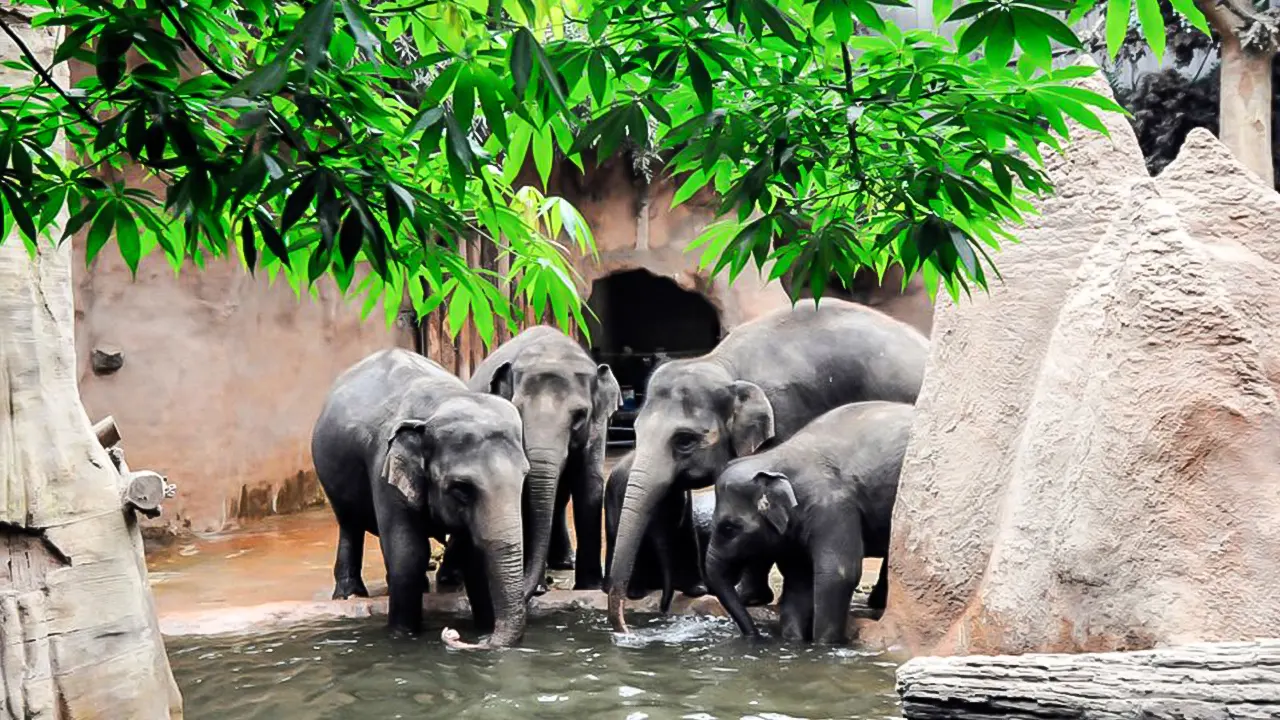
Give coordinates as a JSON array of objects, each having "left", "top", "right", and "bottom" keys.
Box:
[
  {"left": 1195, "top": 0, "right": 1279, "bottom": 52},
  {"left": 0, "top": 19, "right": 104, "bottom": 131}
]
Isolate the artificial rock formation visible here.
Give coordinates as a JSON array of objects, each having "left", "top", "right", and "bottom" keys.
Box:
[
  {"left": 879, "top": 59, "right": 1280, "bottom": 656},
  {"left": 0, "top": 12, "right": 182, "bottom": 717}
]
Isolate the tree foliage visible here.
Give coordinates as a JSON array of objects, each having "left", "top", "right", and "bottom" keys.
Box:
[{"left": 0, "top": 0, "right": 1200, "bottom": 342}]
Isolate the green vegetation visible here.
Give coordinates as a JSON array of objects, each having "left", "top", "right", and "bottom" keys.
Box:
[{"left": 0, "top": 0, "right": 1194, "bottom": 341}]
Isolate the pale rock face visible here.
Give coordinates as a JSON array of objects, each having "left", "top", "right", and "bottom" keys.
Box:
[{"left": 875, "top": 59, "right": 1280, "bottom": 656}]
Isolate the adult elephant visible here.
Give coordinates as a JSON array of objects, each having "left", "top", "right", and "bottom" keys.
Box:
[
  {"left": 312, "top": 349, "right": 529, "bottom": 647},
  {"left": 607, "top": 298, "right": 928, "bottom": 632},
  {"left": 442, "top": 326, "right": 620, "bottom": 598},
  {"left": 603, "top": 452, "right": 709, "bottom": 611}
]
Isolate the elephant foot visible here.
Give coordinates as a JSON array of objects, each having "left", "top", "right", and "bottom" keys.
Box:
[
  {"left": 739, "top": 586, "right": 775, "bottom": 607},
  {"left": 332, "top": 579, "right": 369, "bottom": 600},
  {"left": 680, "top": 582, "right": 708, "bottom": 598},
  {"left": 387, "top": 625, "right": 420, "bottom": 641},
  {"left": 626, "top": 586, "right": 649, "bottom": 601},
  {"left": 436, "top": 569, "right": 465, "bottom": 592},
  {"left": 547, "top": 556, "right": 575, "bottom": 571},
  {"left": 531, "top": 581, "right": 550, "bottom": 597}
]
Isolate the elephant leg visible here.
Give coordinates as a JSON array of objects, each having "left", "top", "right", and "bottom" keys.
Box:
[
  {"left": 812, "top": 552, "right": 861, "bottom": 645},
  {"left": 548, "top": 497, "right": 575, "bottom": 571},
  {"left": 331, "top": 517, "right": 369, "bottom": 600},
  {"left": 571, "top": 460, "right": 605, "bottom": 590},
  {"left": 866, "top": 557, "right": 889, "bottom": 619},
  {"left": 377, "top": 513, "right": 431, "bottom": 637},
  {"left": 777, "top": 563, "right": 814, "bottom": 643},
  {"left": 435, "top": 535, "right": 467, "bottom": 592},
  {"left": 737, "top": 559, "right": 775, "bottom": 607},
  {"left": 458, "top": 534, "right": 497, "bottom": 634}
]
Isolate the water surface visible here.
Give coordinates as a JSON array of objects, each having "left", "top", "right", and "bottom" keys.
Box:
[{"left": 169, "top": 612, "right": 903, "bottom": 719}]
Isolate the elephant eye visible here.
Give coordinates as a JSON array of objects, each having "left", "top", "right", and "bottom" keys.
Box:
[
  {"left": 447, "top": 479, "right": 476, "bottom": 502},
  {"left": 570, "top": 408, "right": 589, "bottom": 430},
  {"left": 672, "top": 431, "right": 701, "bottom": 454},
  {"left": 717, "top": 519, "right": 741, "bottom": 538}
]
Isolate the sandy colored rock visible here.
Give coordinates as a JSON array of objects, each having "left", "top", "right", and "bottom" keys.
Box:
[{"left": 878, "top": 59, "right": 1280, "bottom": 656}]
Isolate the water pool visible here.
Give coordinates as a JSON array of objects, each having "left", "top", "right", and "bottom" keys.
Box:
[{"left": 168, "top": 612, "right": 903, "bottom": 719}]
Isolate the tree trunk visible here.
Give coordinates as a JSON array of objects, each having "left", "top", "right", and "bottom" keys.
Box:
[
  {"left": 896, "top": 639, "right": 1280, "bottom": 719},
  {"left": 0, "top": 12, "right": 182, "bottom": 718},
  {"left": 1198, "top": 0, "right": 1277, "bottom": 187}
]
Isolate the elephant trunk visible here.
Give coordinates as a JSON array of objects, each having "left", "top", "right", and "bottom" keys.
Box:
[
  {"left": 706, "top": 550, "right": 757, "bottom": 637},
  {"left": 522, "top": 444, "right": 567, "bottom": 602},
  {"left": 606, "top": 456, "right": 668, "bottom": 632},
  {"left": 482, "top": 513, "right": 528, "bottom": 648}
]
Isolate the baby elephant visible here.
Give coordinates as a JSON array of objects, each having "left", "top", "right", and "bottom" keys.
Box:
[{"left": 705, "top": 401, "right": 913, "bottom": 645}]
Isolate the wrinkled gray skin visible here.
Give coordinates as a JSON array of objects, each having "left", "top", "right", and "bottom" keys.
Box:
[
  {"left": 603, "top": 452, "right": 709, "bottom": 611},
  {"left": 439, "top": 327, "right": 620, "bottom": 600},
  {"left": 707, "top": 402, "right": 913, "bottom": 645},
  {"left": 311, "top": 349, "right": 529, "bottom": 647},
  {"left": 608, "top": 298, "right": 928, "bottom": 632}
]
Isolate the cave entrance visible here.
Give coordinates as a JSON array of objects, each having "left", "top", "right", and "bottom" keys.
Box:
[{"left": 582, "top": 269, "right": 723, "bottom": 447}]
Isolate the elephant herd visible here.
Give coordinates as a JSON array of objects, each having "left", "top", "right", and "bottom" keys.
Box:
[{"left": 310, "top": 298, "right": 929, "bottom": 649}]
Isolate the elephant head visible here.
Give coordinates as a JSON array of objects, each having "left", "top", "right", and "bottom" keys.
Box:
[
  {"left": 490, "top": 355, "right": 620, "bottom": 600},
  {"left": 382, "top": 396, "right": 531, "bottom": 647},
  {"left": 705, "top": 467, "right": 796, "bottom": 637},
  {"left": 606, "top": 361, "right": 774, "bottom": 631}
]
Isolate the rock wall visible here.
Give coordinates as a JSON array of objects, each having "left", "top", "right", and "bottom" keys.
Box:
[
  {"left": 877, "top": 61, "right": 1280, "bottom": 656},
  {"left": 75, "top": 248, "right": 414, "bottom": 535}
]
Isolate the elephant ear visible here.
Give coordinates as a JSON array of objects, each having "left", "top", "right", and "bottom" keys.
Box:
[
  {"left": 753, "top": 471, "right": 797, "bottom": 534},
  {"left": 381, "top": 419, "right": 432, "bottom": 509},
  {"left": 489, "top": 362, "right": 515, "bottom": 401},
  {"left": 593, "top": 363, "right": 622, "bottom": 421},
  {"left": 727, "top": 381, "right": 774, "bottom": 457}
]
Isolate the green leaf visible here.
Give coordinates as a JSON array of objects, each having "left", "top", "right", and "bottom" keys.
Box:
[
  {"left": 240, "top": 215, "right": 258, "bottom": 273},
  {"left": 750, "top": 0, "right": 801, "bottom": 46},
  {"left": 0, "top": 183, "right": 37, "bottom": 244},
  {"left": 9, "top": 144, "right": 31, "bottom": 187},
  {"left": 85, "top": 201, "right": 116, "bottom": 264},
  {"left": 452, "top": 66, "right": 476, "bottom": 132},
  {"left": 533, "top": 125, "right": 553, "bottom": 189},
  {"left": 477, "top": 82, "right": 509, "bottom": 145},
  {"left": 985, "top": 11, "right": 1015, "bottom": 69},
  {"left": 338, "top": 208, "right": 363, "bottom": 268},
  {"left": 944, "top": 0, "right": 992, "bottom": 22},
  {"left": 255, "top": 207, "right": 290, "bottom": 268},
  {"left": 1167, "top": 0, "right": 1211, "bottom": 35},
  {"left": 933, "top": 0, "right": 955, "bottom": 24},
  {"left": 510, "top": 27, "right": 533, "bottom": 97},
  {"left": 671, "top": 170, "right": 708, "bottom": 208},
  {"left": 588, "top": 8, "right": 608, "bottom": 40},
  {"left": 61, "top": 198, "right": 99, "bottom": 244},
  {"left": 302, "top": 0, "right": 337, "bottom": 75},
  {"left": 114, "top": 205, "right": 141, "bottom": 275},
  {"left": 1012, "top": 15, "right": 1052, "bottom": 68},
  {"left": 957, "top": 9, "right": 1000, "bottom": 54},
  {"left": 588, "top": 52, "right": 608, "bottom": 106},
  {"left": 1134, "top": 0, "right": 1166, "bottom": 62},
  {"left": 848, "top": 0, "right": 887, "bottom": 33},
  {"left": 1105, "top": 0, "right": 1132, "bottom": 59},
  {"left": 1013, "top": 7, "right": 1083, "bottom": 49},
  {"left": 686, "top": 50, "right": 713, "bottom": 113},
  {"left": 282, "top": 173, "right": 320, "bottom": 233},
  {"left": 339, "top": 0, "right": 379, "bottom": 64},
  {"left": 447, "top": 285, "right": 471, "bottom": 336}
]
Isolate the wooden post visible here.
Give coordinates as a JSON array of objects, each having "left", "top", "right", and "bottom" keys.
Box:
[{"left": 896, "top": 639, "right": 1280, "bottom": 719}]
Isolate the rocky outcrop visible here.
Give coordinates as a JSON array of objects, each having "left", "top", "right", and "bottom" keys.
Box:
[{"left": 877, "top": 60, "right": 1280, "bottom": 656}]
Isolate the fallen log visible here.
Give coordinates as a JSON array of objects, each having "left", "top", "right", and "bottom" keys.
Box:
[
  {"left": 92, "top": 414, "right": 120, "bottom": 449},
  {"left": 896, "top": 639, "right": 1280, "bottom": 720}
]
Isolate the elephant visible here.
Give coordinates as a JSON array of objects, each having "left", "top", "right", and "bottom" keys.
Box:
[
  {"left": 311, "top": 349, "right": 529, "bottom": 647},
  {"left": 606, "top": 298, "right": 928, "bottom": 632},
  {"left": 437, "top": 326, "right": 620, "bottom": 598},
  {"left": 705, "top": 401, "right": 913, "bottom": 645},
  {"left": 603, "top": 451, "right": 710, "bottom": 612}
]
